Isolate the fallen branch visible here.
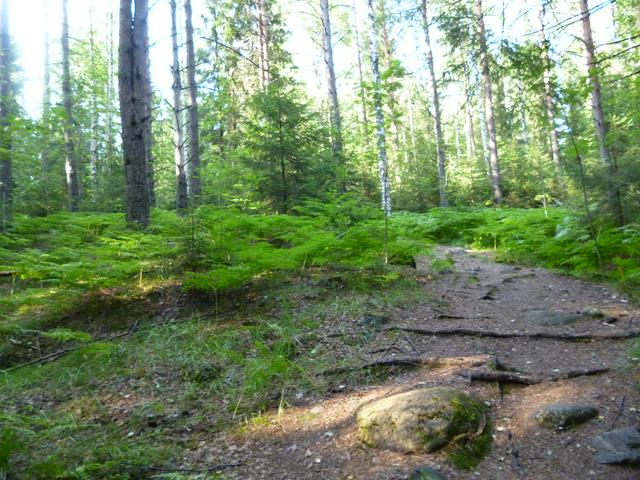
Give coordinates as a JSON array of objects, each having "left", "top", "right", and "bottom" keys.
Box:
[
  {"left": 1, "top": 316, "right": 200, "bottom": 373},
  {"left": 385, "top": 326, "right": 640, "bottom": 341},
  {"left": 122, "top": 462, "right": 242, "bottom": 475},
  {"left": 458, "top": 366, "right": 609, "bottom": 385},
  {"left": 322, "top": 354, "right": 494, "bottom": 376}
]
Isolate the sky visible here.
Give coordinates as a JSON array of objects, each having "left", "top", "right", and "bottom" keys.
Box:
[{"left": 8, "top": 0, "right": 617, "bottom": 120}]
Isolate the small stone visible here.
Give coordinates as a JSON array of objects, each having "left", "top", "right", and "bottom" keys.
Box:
[
  {"left": 359, "top": 314, "right": 390, "bottom": 329},
  {"left": 408, "top": 466, "right": 447, "bottom": 480},
  {"left": 535, "top": 403, "right": 598, "bottom": 430},
  {"left": 591, "top": 427, "right": 640, "bottom": 465},
  {"left": 526, "top": 310, "right": 582, "bottom": 326}
]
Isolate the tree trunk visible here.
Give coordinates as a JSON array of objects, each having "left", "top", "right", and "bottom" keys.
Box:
[
  {"left": 184, "top": 0, "right": 201, "bottom": 203},
  {"left": 89, "top": 5, "right": 100, "bottom": 206},
  {"left": 119, "top": 0, "right": 151, "bottom": 227},
  {"left": 320, "top": 0, "right": 343, "bottom": 167},
  {"left": 171, "top": 0, "right": 188, "bottom": 215},
  {"left": 367, "top": 0, "right": 391, "bottom": 215},
  {"left": 257, "top": 0, "right": 271, "bottom": 88},
  {"left": 352, "top": 0, "right": 368, "bottom": 136},
  {"left": 463, "top": 61, "right": 476, "bottom": 162},
  {"left": 0, "top": 0, "right": 11, "bottom": 230},
  {"left": 579, "top": 0, "right": 624, "bottom": 225},
  {"left": 475, "top": 0, "right": 503, "bottom": 204},
  {"left": 62, "top": 0, "right": 81, "bottom": 211},
  {"left": 421, "top": 0, "right": 448, "bottom": 207},
  {"left": 41, "top": 3, "right": 51, "bottom": 215},
  {"left": 539, "top": 3, "right": 564, "bottom": 195}
]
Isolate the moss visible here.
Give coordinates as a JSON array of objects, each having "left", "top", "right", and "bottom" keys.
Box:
[{"left": 447, "top": 417, "right": 493, "bottom": 471}]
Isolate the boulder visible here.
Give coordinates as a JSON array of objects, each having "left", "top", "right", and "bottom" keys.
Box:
[
  {"left": 526, "top": 310, "right": 582, "bottom": 327},
  {"left": 591, "top": 427, "right": 640, "bottom": 465},
  {"left": 534, "top": 403, "right": 598, "bottom": 430},
  {"left": 408, "top": 466, "right": 448, "bottom": 480},
  {"left": 356, "top": 387, "right": 486, "bottom": 453}
]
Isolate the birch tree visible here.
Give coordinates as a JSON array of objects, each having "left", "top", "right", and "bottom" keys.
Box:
[
  {"left": 579, "top": 0, "right": 623, "bottom": 225},
  {"left": 171, "top": 0, "right": 188, "bottom": 214},
  {"left": 474, "top": 0, "right": 503, "bottom": 204},
  {"left": 62, "top": 0, "right": 81, "bottom": 211},
  {"left": 119, "top": 0, "right": 152, "bottom": 226},
  {"left": 421, "top": 0, "right": 448, "bottom": 207},
  {"left": 367, "top": 0, "right": 391, "bottom": 215}
]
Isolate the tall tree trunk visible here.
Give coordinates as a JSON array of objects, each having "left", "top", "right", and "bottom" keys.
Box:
[
  {"left": 0, "top": 0, "right": 11, "bottom": 230},
  {"left": 41, "top": 3, "right": 51, "bottom": 215},
  {"left": 62, "top": 0, "right": 81, "bottom": 211},
  {"left": 352, "top": 0, "right": 368, "bottom": 136},
  {"left": 320, "top": 0, "right": 343, "bottom": 168},
  {"left": 171, "top": 0, "right": 188, "bottom": 215},
  {"left": 257, "top": 0, "right": 271, "bottom": 88},
  {"left": 89, "top": 5, "right": 100, "bottom": 206},
  {"left": 539, "top": 2, "right": 564, "bottom": 194},
  {"left": 367, "top": 0, "right": 391, "bottom": 215},
  {"left": 475, "top": 0, "right": 503, "bottom": 204},
  {"left": 421, "top": 0, "right": 448, "bottom": 207},
  {"left": 579, "top": 0, "right": 623, "bottom": 225},
  {"left": 119, "top": 0, "right": 151, "bottom": 227},
  {"left": 463, "top": 60, "right": 476, "bottom": 162},
  {"left": 184, "top": 0, "right": 201, "bottom": 203},
  {"left": 106, "top": 5, "right": 116, "bottom": 190}
]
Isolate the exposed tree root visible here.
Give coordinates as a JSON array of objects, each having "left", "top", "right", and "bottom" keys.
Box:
[
  {"left": 322, "top": 354, "right": 494, "bottom": 376},
  {"left": 458, "top": 366, "right": 610, "bottom": 385},
  {"left": 385, "top": 326, "right": 640, "bottom": 341}
]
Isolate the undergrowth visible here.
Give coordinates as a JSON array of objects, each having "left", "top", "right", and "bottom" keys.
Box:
[{"left": 1, "top": 202, "right": 639, "bottom": 477}]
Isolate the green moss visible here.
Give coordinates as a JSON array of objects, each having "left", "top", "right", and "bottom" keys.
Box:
[{"left": 447, "top": 417, "right": 493, "bottom": 471}]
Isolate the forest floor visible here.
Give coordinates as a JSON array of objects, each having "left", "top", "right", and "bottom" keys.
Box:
[
  {"left": 2, "top": 245, "right": 640, "bottom": 479},
  {"left": 193, "top": 247, "right": 640, "bottom": 480}
]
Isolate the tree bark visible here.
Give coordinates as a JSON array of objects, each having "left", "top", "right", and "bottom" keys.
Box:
[
  {"left": 421, "top": 0, "right": 448, "bottom": 207},
  {"left": 475, "top": 0, "right": 503, "bottom": 204},
  {"left": 367, "top": 0, "right": 391, "bottom": 215},
  {"left": 579, "top": 0, "right": 624, "bottom": 225},
  {"left": 352, "top": 0, "right": 368, "bottom": 136},
  {"left": 184, "top": 0, "right": 201, "bottom": 203},
  {"left": 256, "top": 0, "right": 271, "bottom": 88},
  {"left": 89, "top": 5, "right": 100, "bottom": 206},
  {"left": 463, "top": 60, "right": 476, "bottom": 162},
  {"left": 171, "top": 0, "right": 188, "bottom": 215},
  {"left": 539, "top": 3, "right": 564, "bottom": 195},
  {"left": 62, "top": 0, "right": 81, "bottom": 212},
  {"left": 119, "top": 0, "right": 151, "bottom": 227},
  {"left": 320, "top": 0, "right": 343, "bottom": 166},
  {"left": 0, "top": 0, "right": 11, "bottom": 230}
]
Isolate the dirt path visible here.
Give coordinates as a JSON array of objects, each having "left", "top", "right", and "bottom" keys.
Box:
[{"left": 195, "top": 248, "right": 640, "bottom": 479}]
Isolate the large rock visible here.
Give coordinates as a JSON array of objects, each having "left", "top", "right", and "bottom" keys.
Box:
[
  {"left": 408, "top": 466, "right": 448, "bottom": 480},
  {"left": 356, "top": 387, "right": 486, "bottom": 453},
  {"left": 534, "top": 403, "right": 598, "bottom": 430},
  {"left": 526, "top": 310, "right": 582, "bottom": 327},
  {"left": 591, "top": 427, "right": 640, "bottom": 465}
]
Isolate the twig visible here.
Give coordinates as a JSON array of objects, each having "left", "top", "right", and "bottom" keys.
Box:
[
  {"left": 122, "top": 462, "right": 242, "bottom": 475},
  {"left": 609, "top": 395, "right": 626, "bottom": 430},
  {"left": 384, "top": 326, "right": 640, "bottom": 341}
]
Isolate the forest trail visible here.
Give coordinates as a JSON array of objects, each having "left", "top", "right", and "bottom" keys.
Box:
[{"left": 197, "top": 247, "right": 640, "bottom": 480}]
